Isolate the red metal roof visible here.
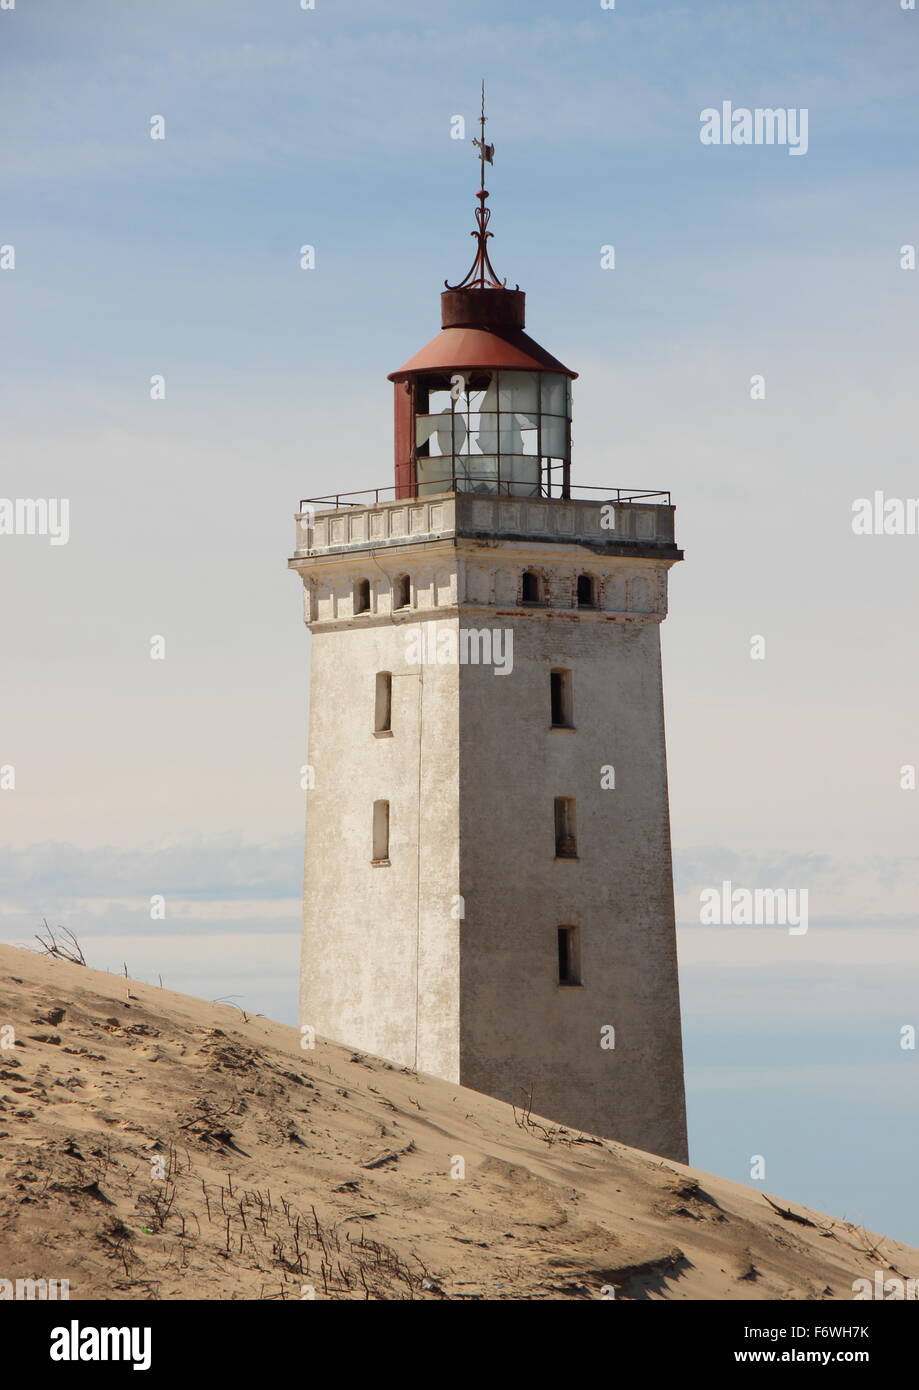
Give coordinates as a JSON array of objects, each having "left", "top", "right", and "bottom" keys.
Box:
[{"left": 388, "top": 326, "right": 577, "bottom": 381}]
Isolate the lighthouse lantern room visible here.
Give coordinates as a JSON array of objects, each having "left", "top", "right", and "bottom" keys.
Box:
[{"left": 389, "top": 94, "right": 576, "bottom": 501}]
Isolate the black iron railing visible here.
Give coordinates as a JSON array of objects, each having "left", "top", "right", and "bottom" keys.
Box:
[{"left": 299, "top": 479, "right": 671, "bottom": 512}]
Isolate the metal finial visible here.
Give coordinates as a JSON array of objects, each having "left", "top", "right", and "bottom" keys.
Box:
[
  {"left": 445, "top": 81, "right": 513, "bottom": 292},
  {"left": 472, "top": 80, "right": 493, "bottom": 200}
]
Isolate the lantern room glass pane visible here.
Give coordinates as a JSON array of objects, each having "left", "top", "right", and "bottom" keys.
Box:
[
  {"left": 416, "top": 454, "right": 455, "bottom": 494},
  {"left": 454, "top": 456, "right": 498, "bottom": 492},
  {"left": 416, "top": 412, "right": 458, "bottom": 457},
  {"left": 501, "top": 456, "right": 541, "bottom": 496},
  {"left": 541, "top": 415, "right": 567, "bottom": 457},
  {"left": 497, "top": 415, "right": 537, "bottom": 453},
  {"left": 497, "top": 371, "right": 539, "bottom": 413},
  {"left": 472, "top": 413, "right": 498, "bottom": 455},
  {"left": 541, "top": 373, "right": 568, "bottom": 417}
]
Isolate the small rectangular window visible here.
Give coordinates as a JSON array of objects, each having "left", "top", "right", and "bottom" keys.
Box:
[
  {"left": 521, "top": 570, "right": 541, "bottom": 604},
  {"left": 557, "top": 926, "right": 581, "bottom": 986},
  {"left": 393, "top": 575, "right": 410, "bottom": 609},
  {"left": 372, "top": 799, "right": 390, "bottom": 863},
  {"left": 577, "top": 574, "right": 596, "bottom": 608},
  {"left": 554, "top": 797, "right": 577, "bottom": 858},
  {"left": 374, "top": 672, "right": 392, "bottom": 733},
  {"left": 550, "top": 669, "right": 572, "bottom": 727},
  {"left": 355, "top": 579, "right": 371, "bottom": 614}
]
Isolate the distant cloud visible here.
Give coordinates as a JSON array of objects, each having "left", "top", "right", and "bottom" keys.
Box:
[
  {"left": 0, "top": 836, "right": 302, "bottom": 940},
  {"left": 3, "top": 0, "right": 915, "bottom": 181},
  {"left": 674, "top": 847, "right": 919, "bottom": 924}
]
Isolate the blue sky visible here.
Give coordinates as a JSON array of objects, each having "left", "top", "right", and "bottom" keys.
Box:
[{"left": 2, "top": 0, "right": 918, "bottom": 1248}]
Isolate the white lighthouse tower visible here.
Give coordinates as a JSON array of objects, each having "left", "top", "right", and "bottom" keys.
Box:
[{"left": 289, "top": 111, "right": 688, "bottom": 1162}]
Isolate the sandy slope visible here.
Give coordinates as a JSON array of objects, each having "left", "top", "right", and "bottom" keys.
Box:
[{"left": 0, "top": 943, "right": 914, "bottom": 1301}]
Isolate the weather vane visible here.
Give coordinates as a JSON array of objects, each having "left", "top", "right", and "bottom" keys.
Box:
[
  {"left": 472, "top": 80, "right": 494, "bottom": 191},
  {"left": 445, "top": 81, "right": 512, "bottom": 292}
]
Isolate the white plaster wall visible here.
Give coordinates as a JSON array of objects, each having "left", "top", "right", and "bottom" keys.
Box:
[
  {"left": 301, "top": 617, "right": 460, "bottom": 1079},
  {"left": 455, "top": 595, "right": 688, "bottom": 1162}
]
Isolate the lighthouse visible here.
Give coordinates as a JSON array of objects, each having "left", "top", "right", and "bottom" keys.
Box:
[{"left": 289, "top": 103, "right": 688, "bottom": 1162}]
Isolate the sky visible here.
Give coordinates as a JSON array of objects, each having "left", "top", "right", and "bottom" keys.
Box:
[{"left": 1, "top": 0, "right": 918, "bottom": 1249}]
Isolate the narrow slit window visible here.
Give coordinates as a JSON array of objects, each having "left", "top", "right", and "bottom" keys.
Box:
[
  {"left": 374, "top": 672, "right": 392, "bottom": 733},
  {"left": 521, "top": 570, "right": 540, "bottom": 604},
  {"left": 557, "top": 926, "right": 581, "bottom": 986},
  {"left": 554, "top": 797, "right": 578, "bottom": 858},
  {"left": 550, "top": 669, "right": 573, "bottom": 728},
  {"left": 393, "top": 575, "right": 410, "bottom": 609},
  {"left": 577, "top": 574, "right": 596, "bottom": 608},
  {"left": 372, "top": 799, "right": 390, "bottom": 862},
  {"left": 355, "top": 579, "right": 371, "bottom": 614}
]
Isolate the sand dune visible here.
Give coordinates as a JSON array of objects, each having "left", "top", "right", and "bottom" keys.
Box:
[{"left": 0, "top": 942, "right": 914, "bottom": 1301}]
